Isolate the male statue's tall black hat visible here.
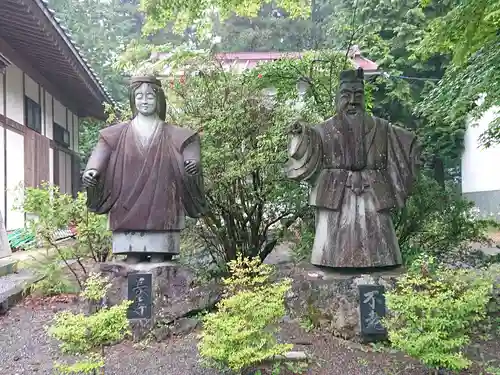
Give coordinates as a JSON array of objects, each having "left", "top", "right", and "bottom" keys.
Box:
[{"left": 339, "top": 67, "right": 364, "bottom": 85}]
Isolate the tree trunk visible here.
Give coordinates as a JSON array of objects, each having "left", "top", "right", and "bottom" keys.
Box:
[{"left": 433, "top": 157, "right": 445, "bottom": 188}]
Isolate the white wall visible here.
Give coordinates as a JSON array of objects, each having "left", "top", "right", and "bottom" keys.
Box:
[
  {"left": 0, "top": 72, "right": 4, "bottom": 116},
  {"left": 67, "top": 109, "right": 74, "bottom": 150},
  {"left": 2, "top": 62, "right": 81, "bottom": 228},
  {"left": 462, "top": 106, "right": 500, "bottom": 193},
  {"left": 5, "top": 65, "right": 23, "bottom": 124},
  {"left": 49, "top": 148, "right": 54, "bottom": 185},
  {"left": 0, "top": 128, "right": 4, "bottom": 223},
  {"left": 24, "top": 74, "right": 39, "bottom": 103},
  {"left": 45, "top": 91, "right": 53, "bottom": 139},
  {"left": 73, "top": 114, "right": 79, "bottom": 153},
  {"left": 5, "top": 129, "right": 24, "bottom": 230},
  {"left": 53, "top": 99, "right": 66, "bottom": 128}
]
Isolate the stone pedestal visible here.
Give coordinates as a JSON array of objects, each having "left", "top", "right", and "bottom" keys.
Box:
[
  {"left": 93, "top": 261, "right": 222, "bottom": 341},
  {"left": 284, "top": 264, "right": 402, "bottom": 342}
]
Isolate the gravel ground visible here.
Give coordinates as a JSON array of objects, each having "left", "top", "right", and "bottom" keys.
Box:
[{"left": 2, "top": 298, "right": 497, "bottom": 375}]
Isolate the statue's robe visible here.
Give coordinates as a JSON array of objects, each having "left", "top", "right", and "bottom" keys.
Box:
[
  {"left": 285, "top": 114, "right": 421, "bottom": 268},
  {"left": 85, "top": 121, "right": 206, "bottom": 255}
]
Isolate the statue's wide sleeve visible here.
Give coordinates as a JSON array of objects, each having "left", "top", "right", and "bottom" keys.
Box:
[
  {"left": 285, "top": 122, "right": 323, "bottom": 182},
  {"left": 386, "top": 124, "right": 422, "bottom": 208},
  {"left": 182, "top": 134, "right": 208, "bottom": 218},
  {"left": 85, "top": 135, "right": 115, "bottom": 214}
]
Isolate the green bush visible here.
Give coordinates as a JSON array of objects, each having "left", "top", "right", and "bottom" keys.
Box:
[
  {"left": 17, "top": 183, "right": 111, "bottom": 292},
  {"left": 25, "top": 250, "right": 78, "bottom": 297},
  {"left": 198, "top": 255, "right": 292, "bottom": 373},
  {"left": 48, "top": 273, "right": 131, "bottom": 374},
  {"left": 392, "top": 174, "right": 494, "bottom": 265},
  {"left": 384, "top": 255, "right": 494, "bottom": 372}
]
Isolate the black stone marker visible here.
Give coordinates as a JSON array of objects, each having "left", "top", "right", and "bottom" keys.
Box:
[
  {"left": 127, "top": 273, "right": 152, "bottom": 320},
  {"left": 358, "top": 284, "right": 387, "bottom": 341}
]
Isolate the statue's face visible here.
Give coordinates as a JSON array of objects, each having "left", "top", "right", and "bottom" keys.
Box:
[
  {"left": 134, "top": 83, "right": 157, "bottom": 117},
  {"left": 337, "top": 82, "right": 365, "bottom": 115}
]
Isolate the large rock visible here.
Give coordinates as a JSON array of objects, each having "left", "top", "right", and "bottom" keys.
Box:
[
  {"left": 93, "top": 261, "right": 222, "bottom": 341},
  {"left": 284, "top": 264, "right": 401, "bottom": 342}
]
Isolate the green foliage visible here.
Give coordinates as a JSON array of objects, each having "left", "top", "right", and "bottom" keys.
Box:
[
  {"left": 288, "top": 214, "right": 315, "bottom": 264},
  {"left": 417, "top": 0, "right": 500, "bottom": 66},
  {"left": 134, "top": 51, "right": 332, "bottom": 264},
  {"left": 393, "top": 174, "right": 492, "bottom": 265},
  {"left": 384, "top": 255, "right": 494, "bottom": 371},
  {"left": 255, "top": 361, "right": 309, "bottom": 375},
  {"left": 140, "top": 0, "right": 311, "bottom": 37},
  {"left": 17, "top": 183, "right": 112, "bottom": 292},
  {"left": 415, "top": 0, "right": 500, "bottom": 148},
  {"left": 417, "top": 41, "right": 500, "bottom": 149},
  {"left": 25, "top": 250, "right": 78, "bottom": 297},
  {"left": 210, "top": 2, "right": 337, "bottom": 53},
  {"left": 49, "top": 0, "right": 140, "bottom": 102},
  {"left": 252, "top": 50, "right": 356, "bottom": 118},
  {"left": 48, "top": 273, "right": 131, "bottom": 374},
  {"left": 198, "top": 255, "right": 292, "bottom": 373},
  {"left": 80, "top": 272, "right": 112, "bottom": 303}
]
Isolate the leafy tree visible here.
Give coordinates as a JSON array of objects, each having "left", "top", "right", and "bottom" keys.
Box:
[
  {"left": 326, "top": 0, "right": 457, "bottom": 183},
  {"left": 125, "top": 50, "right": 353, "bottom": 264},
  {"left": 416, "top": 0, "right": 500, "bottom": 147},
  {"left": 210, "top": 1, "right": 338, "bottom": 52},
  {"left": 139, "top": 0, "right": 311, "bottom": 36},
  {"left": 417, "top": 0, "right": 500, "bottom": 65},
  {"left": 49, "top": 0, "right": 141, "bottom": 101},
  {"left": 48, "top": 0, "right": 143, "bottom": 164}
]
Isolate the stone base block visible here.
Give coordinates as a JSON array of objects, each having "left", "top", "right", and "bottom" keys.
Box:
[
  {"left": 93, "top": 261, "right": 222, "bottom": 341},
  {"left": 284, "top": 264, "right": 402, "bottom": 342},
  {"left": 0, "top": 258, "right": 18, "bottom": 277}
]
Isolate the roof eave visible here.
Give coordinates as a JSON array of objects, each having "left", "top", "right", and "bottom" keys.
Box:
[{"left": 35, "top": 0, "right": 114, "bottom": 111}]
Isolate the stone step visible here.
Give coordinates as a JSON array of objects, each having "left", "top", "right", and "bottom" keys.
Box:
[
  {"left": 0, "top": 258, "right": 77, "bottom": 315},
  {"left": 0, "top": 268, "right": 42, "bottom": 314},
  {"left": 0, "top": 258, "right": 18, "bottom": 277}
]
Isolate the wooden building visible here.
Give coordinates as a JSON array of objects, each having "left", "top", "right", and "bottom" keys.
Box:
[{"left": 0, "top": 0, "right": 112, "bottom": 230}]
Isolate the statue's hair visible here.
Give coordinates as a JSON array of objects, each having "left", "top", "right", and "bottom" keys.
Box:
[{"left": 129, "top": 80, "right": 167, "bottom": 121}]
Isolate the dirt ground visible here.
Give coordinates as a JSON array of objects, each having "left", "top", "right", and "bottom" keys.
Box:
[{"left": 1, "top": 295, "right": 499, "bottom": 375}]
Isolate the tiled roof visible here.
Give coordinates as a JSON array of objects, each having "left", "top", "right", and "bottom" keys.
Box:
[{"left": 0, "top": 0, "right": 114, "bottom": 118}]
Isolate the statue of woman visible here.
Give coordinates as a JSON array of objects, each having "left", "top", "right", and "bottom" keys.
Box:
[{"left": 81, "top": 76, "right": 206, "bottom": 264}]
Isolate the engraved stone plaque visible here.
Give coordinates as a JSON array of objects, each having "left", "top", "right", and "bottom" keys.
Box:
[
  {"left": 127, "top": 273, "right": 152, "bottom": 320},
  {"left": 359, "top": 284, "right": 387, "bottom": 339}
]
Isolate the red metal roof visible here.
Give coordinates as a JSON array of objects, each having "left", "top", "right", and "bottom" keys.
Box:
[
  {"left": 215, "top": 50, "right": 378, "bottom": 71},
  {"left": 152, "top": 47, "right": 379, "bottom": 77}
]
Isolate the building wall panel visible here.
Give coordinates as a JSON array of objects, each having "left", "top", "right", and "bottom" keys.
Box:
[
  {"left": 24, "top": 128, "right": 50, "bottom": 187},
  {"left": 67, "top": 109, "right": 74, "bottom": 149},
  {"left": 58, "top": 149, "right": 67, "bottom": 194},
  {"left": 0, "top": 128, "right": 5, "bottom": 223},
  {"left": 45, "top": 91, "right": 53, "bottom": 139},
  {"left": 5, "top": 129, "right": 24, "bottom": 230},
  {"left": 73, "top": 114, "right": 79, "bottom": 153},
  {"left": 24, "top": 74, "right": 39, "bottom": 103},
  {"left": 65, "top": 152, "right": 72, "bottom": 194},
  {"left": 53, "top": 99, "right": 66, "bottom": 128},
  {"left": 0, "top": 73, "right": 4, "bottom": 116},
  {"left": 5, "top": 65, "right": 23, "bottom": 125},
  {"left": 49, "top": 147, "right": 54, "bottom": 184},
  {"left": 462, "top": 106, "right": 500, "bottom": 193}
]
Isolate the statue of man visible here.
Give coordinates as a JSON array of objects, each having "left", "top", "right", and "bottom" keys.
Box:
[
  {"left": 285, "top": 68, "right": 421, "bottom": 269},
  {"left": 82, "top": 76, "right": 206, "bottom": 264}
]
